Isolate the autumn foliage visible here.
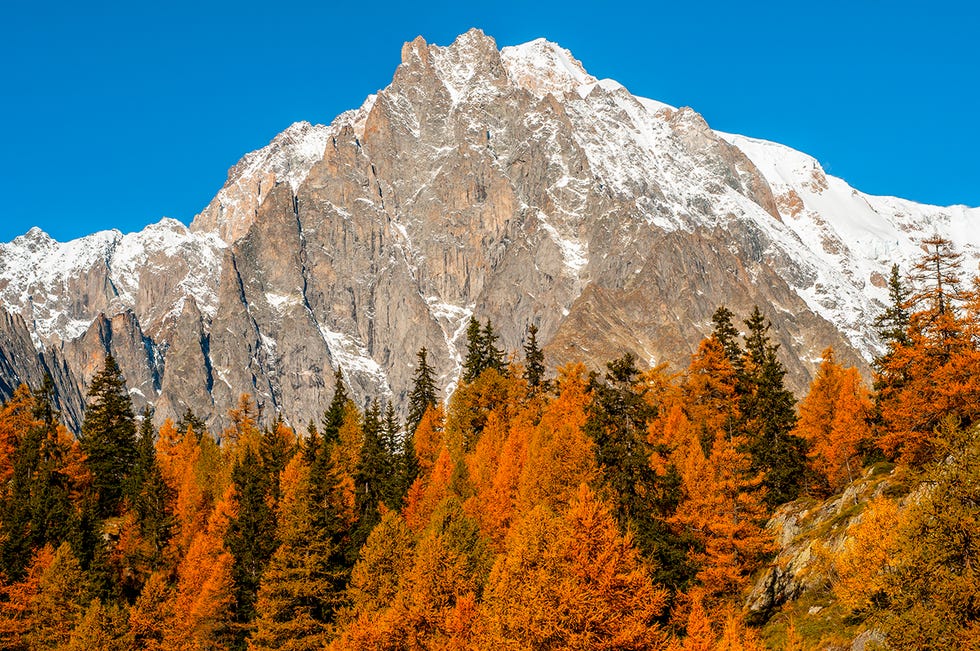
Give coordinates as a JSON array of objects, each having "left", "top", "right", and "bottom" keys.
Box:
[{"left": 2, "top": 240, "right": 980, "bottom": 649}]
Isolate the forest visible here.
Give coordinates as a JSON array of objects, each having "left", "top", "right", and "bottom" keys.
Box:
[{"left": 0, "top": 235, "right": 978, "bottom": 650}]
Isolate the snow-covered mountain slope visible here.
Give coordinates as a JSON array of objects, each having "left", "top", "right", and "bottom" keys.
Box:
[
  {"left": 0, "top": 29, "right": 977, "bottom": 429},
  {"left": 496, "top": 38, "right": 978, "bottom": 360},
  {"left": 190, "top": 102, "right": 377, "bottom": 243},
  {"left": 718, "top": 131, "right": 980, "bottom": 354},
  {"left": 0, "top": 219, "right": 226, "bottom": 345}
]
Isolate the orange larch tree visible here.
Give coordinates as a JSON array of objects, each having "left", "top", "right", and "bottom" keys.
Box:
[
  {"left": 794, "top": 349, "right": 872, "bottom": 493},
  {"left": 161, "top": 486, "right": 237, "bottom": 651},
  {"left": 518, "top": 363, "right": 597, "bottom": 515},
  {"left": 682, "top": 337, "right": 741, "bottom": 452},
  {"left": 403, "top": 445, "right": 453, "bottom": 532},
  {"left": 482, "top": 484, "right": 671, "bottom": 650},
  {"left": 826, "top": 367, "right": 873, "bottom": 488},
  {"left": 875, "top": 236, "right": 980, "bottom": 464}
]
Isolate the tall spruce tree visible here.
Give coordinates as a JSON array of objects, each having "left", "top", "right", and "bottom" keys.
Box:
[
  {"left": 461, "top": 318, "right": 485, "bottom": 383},
  {"left": 249, "top": 456, "right": 342, "bottom": 649},
  {"left": 321, "top": 368, "right": 351, "bottom": 444},
  {"left": 461, "top": 318, "right": 508, "bottom": 382},
  {"left": 481, "top": 320, "right": 507, "bottom": 374},
  {"left": 176, "top": 408, "right": 207, "bottom": 438},
  {"left": 381, "top": 402, "right": 400, "bottom": 458},
  {"left": 226, "top": 446, "right": 278, "bottom": 641},
  {"left": 352, "top": 401, "right": 388, "bottom": 557},
  {"left": 874, "top": 264, "right": 911, "bottom": 350},
  {"left": 711, "top": 305, "right": 744, "bottom": 369},
  {"left": 131, "top": 409, "right": 173, "bottom": 563},
  {"left": 303, "top": 420, "right": 321, "bottom": 466},
  {"left": 522, "top": 323, "right": 546, "bottom": 391},
  {"left": 407, "top": 347, "right": 438, "bottom": 437},
  {"left": 584, "top": 353, "right": 693, "bottom": 590},
  {"left": 740, "top": 307, "right": 808, "bottom": 507},
  {"left": 80, "top": 355, "right": 138, "bottom": 519}
]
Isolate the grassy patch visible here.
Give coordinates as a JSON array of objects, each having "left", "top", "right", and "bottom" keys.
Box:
[{"left": 760, "top": 585, "right": 866, "bottom": 650}]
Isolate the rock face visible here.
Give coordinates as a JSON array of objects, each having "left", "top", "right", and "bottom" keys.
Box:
[
  {"left": 745, "top": 465, "right": 897, "bottom": 621},
  {"left": 1, "top": 29, "right": 978, "bottom": 430},
  {"left": 0, "top": 307, "right": 84, "bottom": 429}
]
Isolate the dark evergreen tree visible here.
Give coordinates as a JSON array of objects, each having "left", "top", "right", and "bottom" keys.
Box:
[
  {"left": 321, "top": 368, "right": 351, "bottom": 444},
  {"left": 226, "top": 446, "right": 279, "bottom": 640},
  {"left": 176, "top": 407, "right": 207, "bottom": 438},
  {"left": 522, "top": 323, "right": 546, "bottom": 391},
  {"left": 407, "top": 347, "right": 438, "bottom": 437},
  {"left": 131, "top": 409, "right": 173, "bottom": 564},
  {"left": 351, "top": 401, "right": 388, "bottom": 558},
  {"left": 740, "top": 307, "right": 808, "bottom": 507},
  {"left": 711, "top": 305, "right": 744, "bottom": 368},
  {"left": 0, "top": 380, "right": 74, "bottom": 579},
  {"left": 584, "top": 353, "right": 694, "bottom": 591},
  {"left": 303, "top": 420, "right": 321, "bottom": 466},
  {"left": 461, "top": 318, "right": 485, "bottom": 383},
  {"left": 462, "top": 318, "right": 507, "bottom": 383},
  {"left": 399, "top": 422, "right": 421, "bottom": 509},
  {"left": 380, "top": 401, "right": 411, "bottom": 508},
  {"left": 80, "top": 355, "right": 138, "bottom": 519},
  {"left": 260, "top": 416, "right": 295, "bottom": 503},
  {"left": 305, "top": 406, "right": 360, "bottom": 621},
  {"left": 872, "top": 264, "right": 913, "bottom": 409},
  {"left": 481, "top": 320, "right": 507, "bottom": 374},
  {"left": 874, "top": 264, "right": 911, "bottom": 350},
  {"left": 381, "top": 401, "right": 400, "bottom": 458}
]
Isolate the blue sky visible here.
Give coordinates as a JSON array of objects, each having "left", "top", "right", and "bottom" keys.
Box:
[{"left": 1, "top": 0, "right": 977, "bottom": 242}]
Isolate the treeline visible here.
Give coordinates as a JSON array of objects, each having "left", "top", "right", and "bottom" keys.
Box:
[{"left": 0, "top": 236, "right": 978, "bottom": 649}]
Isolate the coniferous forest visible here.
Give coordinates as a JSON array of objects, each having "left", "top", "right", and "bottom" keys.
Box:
[{"left": 1, "top": 236, "right": 979, "bottom": 650}]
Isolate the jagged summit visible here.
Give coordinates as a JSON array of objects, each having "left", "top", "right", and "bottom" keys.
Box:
[
  {"left": 1, "top": 30, "right": 977, "bottom": 430},
  {"left": 501, "top": 37, "right": 597, "bottom": 97}
]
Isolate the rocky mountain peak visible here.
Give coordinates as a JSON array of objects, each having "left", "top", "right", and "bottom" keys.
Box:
[
  {"left": 190, "top": 121, "right": 331, "bottom": 243},
  {"left": 2, "top": 30, "right": 978, "bottom": 433},
  {"left": 16, "top": 226, "right": 57, "bottom": 252},
  {"left": 500, "top": 38, "right": 597, "bottom": 98}
]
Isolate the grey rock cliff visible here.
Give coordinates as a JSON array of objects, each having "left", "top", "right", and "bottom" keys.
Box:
[{"left": 1, "top": 29, "right": 976, "bottom": 429}]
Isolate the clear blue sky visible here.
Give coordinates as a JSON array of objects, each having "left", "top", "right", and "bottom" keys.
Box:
[{"left": 2, "top": 0, "right": 977, "bottom": 242}]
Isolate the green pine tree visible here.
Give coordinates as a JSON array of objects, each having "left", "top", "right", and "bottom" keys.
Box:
[
  {"left": 381, "top": 402, "right": 400, "bottom": 459},
  {"left": 303, "top": 420, "right": 321, "bottom": 466},
  {"left": 351, "top": 401, "right": 389, "bottom": 558},
  {"left": 522, "top": 323, "right": 547, "bottom": 391},
  {"left": 131, "top": 409, "right": 174, "bottom": 565},
  {"left": 481, "top": 320, "right": 507, "bottom": 374},
  {"left": 176, "top": 407, "right": 207, "bottom": 438},
  {"left": 80, "top": 355, "right": 138, "bottom": 519},
  {"left": 740, "top": 307, "right": 808, "bottom": 507},
  {"left": 321, "top": 368, "right": 351, "bottom": 444},
  {"left": 711, "top": 305, "right": 744, "bottom": 369},
  {"left": 407, "top": 347, "right": 438, "bottom": 436},
  {"left": 584, "top": 353, "right": 693, "bottom": 590},
  {"left": 874, "top": 264, "right": 911, "bottom": 349},
  {"left": 380, "top": 402, "right": 406, "bottom": 507},
  {"left": 226, "top": 446, "right": 279, "bottom": 642},
  {"left": 461, "top": 318, "right": 485, "bottom": 383},
  {"left": 249, "top": 456, "right": 343, "bottom": 650}
]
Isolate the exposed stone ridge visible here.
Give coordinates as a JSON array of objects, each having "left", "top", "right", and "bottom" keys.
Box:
[{"left": 0, "top": 29, "right": 976, "bottom": 431}]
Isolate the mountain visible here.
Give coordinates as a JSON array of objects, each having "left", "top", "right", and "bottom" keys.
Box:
[{"left": 1, "top": 29, "right": 977, "bottom": 431}]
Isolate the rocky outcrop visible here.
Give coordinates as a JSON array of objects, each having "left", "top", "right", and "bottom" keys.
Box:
[
  {"left": 0, "top": 307, "right": 84, "bottom": 429},
  {"left": 746, "top": 465, "right": 897, "bottom": 621},
  {"left": 1, "top": 29, "right": 977, "bottom": 430}
]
